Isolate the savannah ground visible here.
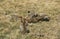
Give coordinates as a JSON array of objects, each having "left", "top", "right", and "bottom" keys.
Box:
[{"left": 0, "top": 0, "right": 60, "bottom": 39}]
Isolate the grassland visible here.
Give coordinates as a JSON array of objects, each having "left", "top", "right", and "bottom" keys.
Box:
[{"left": 0, "top": 0, "right": 60, "bottom": 39}]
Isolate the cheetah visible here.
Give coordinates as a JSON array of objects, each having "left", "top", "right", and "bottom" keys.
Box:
[{"left": 13, "top": 11, "right": 50, "bottom": 34}]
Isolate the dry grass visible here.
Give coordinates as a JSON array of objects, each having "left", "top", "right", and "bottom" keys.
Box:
[{"left": 0, "top": 0, "right": 60, "bottom": 39}]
